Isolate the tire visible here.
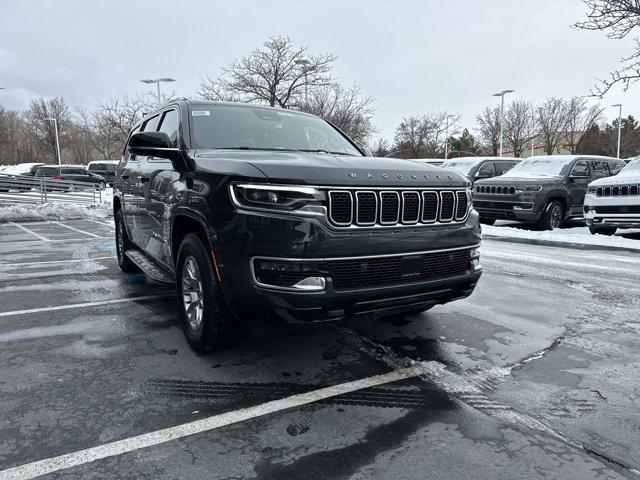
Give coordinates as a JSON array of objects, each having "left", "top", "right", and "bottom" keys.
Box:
[
  {"left": 480, "top": 217, "right": 496, "bottom": 226},
  {"left": 176, "top": 233, "right": 234, "bottom": 352},
  {"left": 537, "top": 200, "right": 563, "bottom": 231},
  {"left": 589, "top": 225, "right": 617, "bottom": 236},
  {"left": 115, "top": 209, "right": 139, "bottom": 273}
]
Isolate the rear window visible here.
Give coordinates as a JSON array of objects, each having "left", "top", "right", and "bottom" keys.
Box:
[{"left": 89, "top": 164, "right": 106, "bottom": 171}]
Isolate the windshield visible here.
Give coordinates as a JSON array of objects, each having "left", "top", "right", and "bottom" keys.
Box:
[
  {"left": 621, "top": 156, "right": 640, "bottom": 174},
  {"left": 441, "top": 159, "right": 480, "bottom": 175},
  {"left": 502, "top": 158, "right": 572, "bottom": 177},
  {"left": 189, "top": 105, "right": 361, "bottom": 156}
]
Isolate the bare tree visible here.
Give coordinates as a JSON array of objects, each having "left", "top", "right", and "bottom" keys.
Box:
[
  {"left": 298, "top": 83, "right": 376, "bottom": 146},
  {"left": 575, "top": 1, "right": 640, "bottom": 96},
  {"left": 393, "top": 112, "right": 459, "bottom": 158},
  {"left": 536, "top": 98, "right": 571, "bottom": 155},
  {"left": 198, "top": 35, "right": 336, "bottom": 108},
  {"left": 0, "top": 107, "right": 39, "bottom": 165},
  {"left": 24, "top": 97, "right": 72, "bottom": 164},
  {"left": 86, "top": 93, "right": 150, "bottom": 158},
  {"left": 476, "top": 106, "right": 501, "bottom": 156},
  {"left": 565, "top": 97, "right": 604, "bottom": 154},
  {"left": 504, "top": 100, "right": 536, "bottom": 157},
  {"left": 369, "top": 138, "right": 390, "bottom": 157}
]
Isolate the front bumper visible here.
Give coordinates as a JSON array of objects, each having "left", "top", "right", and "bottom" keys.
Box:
[
  {"left": 584, "top": 193, "right": 640, "bottom": 229},
  {"left": 473, "top": 192, "right": 544, "bottom": 222},
  {"left": 217, "top": 208, "right": 483, "bottom": 323}
]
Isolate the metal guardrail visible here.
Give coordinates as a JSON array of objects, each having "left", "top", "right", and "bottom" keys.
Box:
[{"left": 0, "top": 174, "right": 104, "bottom": 205}]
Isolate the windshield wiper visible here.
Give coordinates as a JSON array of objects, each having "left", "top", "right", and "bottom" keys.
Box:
[{"left": 296, "top": 149, "right": 358, "bottom": 156}]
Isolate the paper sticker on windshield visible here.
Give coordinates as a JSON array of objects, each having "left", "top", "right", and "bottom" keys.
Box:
[{"left": 191, "top": 110, "right": 210, "bottom": 116}]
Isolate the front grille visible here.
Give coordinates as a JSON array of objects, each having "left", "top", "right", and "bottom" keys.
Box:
[
  {"left": 439, "top": 192, "right": 455, "bottom": 221},
  {"left": 328, "top": 191, "right": 352, "bottom": 225},
  {"left": 596, "top": 184, "right": 640, "bottom": 197},
  {"left": 323, "top": 248, "right": 473, "bottom": 290},
  {"left": 474, "top": 200, "right": 533, "bottom": 211},
  {"left": 455, "top": 191, "right": 468, "bottom": 220},
  {"left": 401, "top": 192, "right": 420, "bottom": 223},
  {"left": 476, "top": 185, "right": 516, "bottom": 195},
  {"left": 380, "top": 191, "right": 400, "bottom": 224},
  {"left": 327, "top": 188, "right": 469, "bottom": 227}
]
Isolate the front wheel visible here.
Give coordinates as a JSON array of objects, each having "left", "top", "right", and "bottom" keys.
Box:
[
  {"left": 115, "top": 209, "right": 139, "bottom": 273},
  {"left": 538, "top": 201, "right": 563, "bottom": 231},
  {"left": 589, "top": 225, "right": 617, "bottom": 236},
  {"left": 176, "top": 233, "right": 234, "bottom": 353}
]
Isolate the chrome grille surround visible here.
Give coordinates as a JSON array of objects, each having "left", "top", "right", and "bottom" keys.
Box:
[{"left": 327, "top": 188, "right": 470, "bottom": 228}]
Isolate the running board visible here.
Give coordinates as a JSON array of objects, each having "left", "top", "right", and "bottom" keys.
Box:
[{"left": 125, "top": 249, "right": 175, "bottom": 284}]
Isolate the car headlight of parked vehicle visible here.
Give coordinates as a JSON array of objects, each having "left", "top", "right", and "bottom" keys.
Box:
[
  {"left": 514, "top": 185, "right": 543, "bottom": 193},
  {"left": 587, "top": 185, "right": 597, "bottom": 194},
  {"left": 230, "top": 183, "right": 326, "bottom": 213}
]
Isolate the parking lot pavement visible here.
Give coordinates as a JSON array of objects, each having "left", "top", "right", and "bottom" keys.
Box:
[{"left": 1, "top": 219, "right": 639, "bottom": 479}]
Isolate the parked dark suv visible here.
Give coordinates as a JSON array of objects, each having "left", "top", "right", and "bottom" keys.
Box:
[
  {"left": 473, "top": 155, "right": 625, "bottom": 229},
  {"left": 441, "top": 157, "right": 520, "bottom": 184},
  {"left": 114, "top": 100, "right": 482, "bottom": 351}
]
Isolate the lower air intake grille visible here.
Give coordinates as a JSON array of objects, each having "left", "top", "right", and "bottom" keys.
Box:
[{"left": 323, "top": 248, "right": 472, "bottom": 289}]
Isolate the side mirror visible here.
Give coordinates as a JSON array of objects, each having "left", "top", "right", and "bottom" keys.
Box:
[
  {"left": 569, "top": 171, "right": 590, "bottom": 180},
  {"left": 128, "top": 132, "right": 186, "bottom": 170},
  {"left": 475, "top": 171, "right": 492, "bottom": 179}
]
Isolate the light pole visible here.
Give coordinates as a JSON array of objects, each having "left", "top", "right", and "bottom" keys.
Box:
[
  {"left": 295, "top": 59, "right": 310, "bottom": 104},
  {"left": 444, "top": 115, "right": 456, "bottom": 160},
  {"left": 44, "top": 117, "right": 61, "bottom": 165},
  {"left": 492, "top": 89, "right": 514, "bottom": 157},
  {"left": 612, "top": 103, "right": 623, "bottom": 159},
  {"left": 140, "top": 78, "right": 175, "bottom": 107}
]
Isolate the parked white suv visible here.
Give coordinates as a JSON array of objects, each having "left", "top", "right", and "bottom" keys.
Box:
[{"left": 584, "top": 156, "right": 640, "bottom": 235}]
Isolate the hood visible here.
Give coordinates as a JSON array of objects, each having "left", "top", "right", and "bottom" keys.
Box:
[
  {"left": 589, "top": 173, "right": 640, "bottom": 187},
  {"left": 475, "top": 175, "right": 562, "bottom": 186},
  {"left": 192, "top": 150, "right": 469, "bottom": 187}
]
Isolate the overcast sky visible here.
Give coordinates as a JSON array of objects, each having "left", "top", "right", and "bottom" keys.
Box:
[{"left": 1, "top": 0, "right": 637, "bottom": 142}]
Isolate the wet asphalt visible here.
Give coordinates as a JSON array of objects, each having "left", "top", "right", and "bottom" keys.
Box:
[{"left": 0, "top": 219, "right": 639, "bottom": 479}]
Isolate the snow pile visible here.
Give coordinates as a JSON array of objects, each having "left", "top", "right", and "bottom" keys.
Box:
[
  {"left": 0, "top": 188, "right": 113, "bottom": 222},
  {"left": 0, "top": 202, "right": 113, "bottom": 222},
  {"left": 483, "top": 222, "right": 640, "bottom": 251}
]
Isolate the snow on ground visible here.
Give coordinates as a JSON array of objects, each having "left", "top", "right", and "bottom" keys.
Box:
[
  {"left": 483, "top": 220, "right": 640, "bottom": 251},
  {"left": 0, "top": 188, "right": 113, "bottom": 222}
]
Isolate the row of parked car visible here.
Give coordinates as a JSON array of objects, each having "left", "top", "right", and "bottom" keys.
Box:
[
  {"left": 430, "top": 154, "right": 639, "bottom": 235},
  {"left": 0, "top": 160, "right": 119, "bottom": 188}
]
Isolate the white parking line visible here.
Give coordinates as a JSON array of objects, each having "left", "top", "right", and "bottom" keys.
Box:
[
  {"left": 0, "top": 256, "right": 114, "bottom": 268},
  {"left": 50, "top": 221, "right": 103, "bottom": 238},
  {"left": 84, "top": 219, "right": 115, "bottom": 228},
  {"left": 8, "top": 222, "right": 50, "bottom": 242},
  {"left": 0, "top": 237, "right": 113, "bottom": 244},
  {"left": 0, "top": 366, "right": 422, "bottom": 480},
  {"left": 0, "top": 295, "right": 170, "bottom": 318}
]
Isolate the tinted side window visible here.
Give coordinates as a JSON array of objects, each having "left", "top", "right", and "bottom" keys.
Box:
[
  {"left": 591, "top": 161, "right": 610, "bottom": 179},
  {"left": 477, "top": 162, "right": 496, "bottom": 177},
  {"left": 571, "top": 160, "right": 591, "bottom": 177},
  {"left": 142, "top": 115, "right": 160, "bottom": 132},
  {"left": 158, "top": 109, "right": 179, "bottom": 148},
  {"left": 494, "top": 162, "right": 512, "bottom": 175},
  {"left": 35, "top": 167, "right": 59, "bottom": 177},
  {"left": 609, "top": 161, "right": 625, "bottom": 175}
]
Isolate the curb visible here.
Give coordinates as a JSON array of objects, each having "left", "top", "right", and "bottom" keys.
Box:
[{"left": 482, "top": 234, "right": 640, "bottom": 254}]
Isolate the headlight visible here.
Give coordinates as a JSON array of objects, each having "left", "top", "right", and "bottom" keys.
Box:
[
  {"left": 587, "top": 186, "right": 597, "bottom": 194},
  {"left": 230, "top": 183, "right": 325, "bottom": 212},
  {"left": 466, "top": 187, "right": 473, "bottom": 210},
  {"left": 515, "top": 185, "right": 543, "bottom": 193}
]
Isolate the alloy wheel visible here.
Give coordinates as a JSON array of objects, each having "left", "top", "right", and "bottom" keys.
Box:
[
  {"left": 182, "top": 256, "right": 204, "bottom": 331},
  {"left": 550, "top": 205, "right": 562, "bottom": 229}
]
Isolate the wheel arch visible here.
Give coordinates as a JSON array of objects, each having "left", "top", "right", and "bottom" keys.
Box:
[{"left": 170, "top": 208, "right": 218, "bottom": 271}]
